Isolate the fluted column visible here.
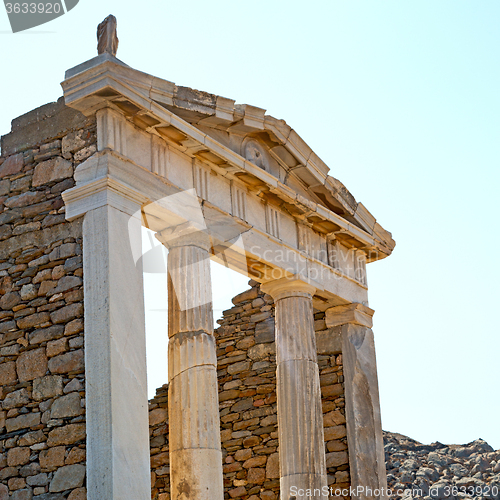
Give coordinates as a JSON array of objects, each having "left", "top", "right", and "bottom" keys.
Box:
[
  {"left": 261, "top": 277, "right": 328, "bottom": 500},
  {"left": 156, "top": 223, "right": 223, "bottom": 500}
]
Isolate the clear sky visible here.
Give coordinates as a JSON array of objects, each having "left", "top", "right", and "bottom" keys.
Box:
[{"left": 1, "top": 1, "right": 499, "bottom": 449}]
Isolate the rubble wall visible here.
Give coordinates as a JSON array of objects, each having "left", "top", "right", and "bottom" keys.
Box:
[
  {"left": 0, "top": 98, "right": 96, "bottom": 500},
  {"left": 150, "top": 280, "right": 351, "bottom": 500}
]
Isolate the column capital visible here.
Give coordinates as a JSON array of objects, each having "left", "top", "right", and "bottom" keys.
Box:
[
  {"left": 155, "top": 221, "right": 211, "bottom": 252},
  {"left": 325, "top": 303, "right": 374, "bottom": 328},
  {"left": 260, "top": 276, "right": 319, "bottom": 301},
  {"left": 62, "top": 151, "right": 148, "bottom": 220}
]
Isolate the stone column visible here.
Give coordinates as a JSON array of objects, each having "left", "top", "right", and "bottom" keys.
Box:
[
  {"left": 156, "top": 223, "right": 224, "bottom": 500},
  {"left": 325, "top": 304, "right": 388, "bottom": 500},
  {"left": 63, "top": 154, "right": 150, "bottom": 500},
  {"left": 261, "top": 277, "right": 328, "bottom": 500}
]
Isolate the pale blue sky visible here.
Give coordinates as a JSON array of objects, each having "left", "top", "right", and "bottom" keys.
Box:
[{"left": 1, "top": 1, "right": 499, "bottom": 448}]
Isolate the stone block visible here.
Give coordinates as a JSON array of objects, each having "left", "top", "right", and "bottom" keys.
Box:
[
  {"left": 33, "top": 375, "right": 64, "bottom": 400},
  {"left": 20, "top": 284, "right": 37, "bottom": 301},
  {"left": 16, "top": 348, "right": 48, "bottom": 382},
  {"left": 46, "top": 338, "right": 68, "bottom": 358},
  {"left": 255, "top": 318, "right": 275, "bottom": 343},
  {"left": 62, "top": 130, "right": 86, "bottom": 156},
  {"left": 248, "top": 343, "right": 275, "bottom": 361},
  {"left": 17, "top": 312, "right": 51, "bottom": 330},
  {"left": 0, "top": 484, "right": 7, "bottom": 500},
  {"left": 49, "top": 464, "right": 86, "bottom": 492},
  {"left": 50, "top": 393, "right": 83, "bottom": 419},
  {"left": 266, "top": 453, "right": 279, "bottom": 479},
  {"left": 323, "top": 410, "right": 346, "bottom": 427},
  {"left": 48, "top": 243, "right": 77, "bottom": 262},
  {"left": 47, "top": 423, "right": 86, "bottom": 446},
  {"left": 5, "top": 412, "right": 41, "bottom": 432},
  {"left": 7, "top": 447, "right": 30, "bottom": 466},
  {"left": 0, "top": 154, "right": 23, "bottom": 178},
  {"left": 227, "top": 360, "right": 251, "bottom": 374},
  {"left": 30, "top": 325, "right": 65, "bottom": 345},
  {"left": 232, "top": 288, "right": 258, "bottom": 305},
  {"left": 325, "top": 451, "right": 349, "bottom": 467},
  {"left": 40, "top": 446, "right": 66, "bottom": 469},
  {"left": 325, "top": 303, "right": 373, "bottom": 328},
  {"left": 0, "top": 291, "right": 21, "bottom": 310},
  {"left": 50, "top": 303, "right": 83, "bottom": 324},
  {"left": 324, "top": 425, "right": 347, "bottom": 441},
  {"left": 10, "top": 489, "right": 32, "bottom": 500},
  {"left": 0, "top": 361, "right": 17, "bottom": 385},
  {"left": 65, "top": 447, "right": 85, "bottom": 465},
  {"left": 48, "top": 349, "right": 84, "bottom": 374},
  {"left": 26, "top": 472, "right": 48, "bottom": 486},
  {"left": 18, "top": 430, "right": 45, "bottom": 446},
  {"left": 2, "top": 388, "right": 30, "bottom": 409},
  {"left": 316, "top": 328, "right": 342, "bottom": 355},
  {"left": 247, "top": 467, "right": 266, "bottom": 484},
  {"left": 67, "top": 488, "right": 86, "bottom": 500},
  {"left": 32, "top": 158, "right": 73, "bottom": 187},
  {"left": 149, "top": 408, "right": 167, "bottom": 426}
]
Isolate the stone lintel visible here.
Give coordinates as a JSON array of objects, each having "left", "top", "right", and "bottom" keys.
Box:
[{"left": 325, "top": 303, "right": 374, "bottom": 328}]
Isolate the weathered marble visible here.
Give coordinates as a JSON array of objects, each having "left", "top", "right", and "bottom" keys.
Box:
[
  {"left": 261, "top": 278, "right": 328, "bottom": 499},
  {"left": 156, "top": 228, "right": 224, "bottom": 500}
]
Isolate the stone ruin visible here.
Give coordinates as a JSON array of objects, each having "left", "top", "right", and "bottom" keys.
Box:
[{"left": 0, "top": 17, "right": 395, "bottom": 500}]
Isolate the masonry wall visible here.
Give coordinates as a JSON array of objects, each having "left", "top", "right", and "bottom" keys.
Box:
[
  {"left": 0, "top": 99, "right": 96, "bottom": 500},
  {"left": 150, "top": 280, "right": 351, "bottom": 500}
]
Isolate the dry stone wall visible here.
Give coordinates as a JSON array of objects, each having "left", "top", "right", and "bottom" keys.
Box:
[
  {"left": 0, "top": 99, "right": 95, "bottom": 500},
  {"left": 150, "top": 280, "right": 351, "bottom": 500}
]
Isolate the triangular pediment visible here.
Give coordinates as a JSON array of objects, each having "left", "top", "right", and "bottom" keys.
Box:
[{"left": 61, "top": 56, "right": 395, "bottom": 258}]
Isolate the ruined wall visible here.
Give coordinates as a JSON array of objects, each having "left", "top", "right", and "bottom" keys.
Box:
[
  {"left": 150, "top": 280, "right": 351, "bottom": 500},
  {"left": 0, "top": 98, "right": 96, "bottom": 500}
]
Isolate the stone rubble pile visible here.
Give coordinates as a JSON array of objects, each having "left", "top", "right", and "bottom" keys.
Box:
[{"left": 384, "top": 431, "right": 500, "bottom": 500}]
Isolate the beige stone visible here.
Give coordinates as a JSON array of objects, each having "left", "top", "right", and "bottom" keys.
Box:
[
  {"left": 0, "top": 361, "right": 17, "bottom": 385},
  {"left": 325, "top": 451, "right": 349, "bottom": 468},
  {"left": 33, "top": 375, "right": 64, "bottom": 400},
  {"left": 0, "top": 154, "right": 23, "bottom": 177},
  {"left": 33, "top": 157, "right": 73, "bottom": 187},
  {"left": 67, "top": 487, "right": 87, "bottom": 500},
  {"left": 16, "top": 348, "right": 48, "bottom": 382},
  {"left": 17, "top": 312, "right": 50, "bottom": 330},
  {"left": 65, "top": 447, "right": 86, "bottom": 464},
  {"left": 5, "top": 412, "right": 40, "bottom": 432},
  {"left": 49, "top": 464, "right": 86, "bottom": 492},
  {"left": 40, "top": 446, "right": 66, "bottom": 469},
  {"left": 50, "top": 303, "right": 83, "bottom": 324},
  {"left": 149, "top": 408, "right": 167, "bottom": 426},
  {"left": 48, "top": 349, "right": 84, "bottom": 374},
  {"left": 47, "top": 337, "right": 68, "bottom": 357},
  {"left": 7, "top": 447, "right": 30, "bottom": 466},
  {"left": 324, "top": 425, "right": 347, "bottom": 441},
  {"left": 2, "top": 388, "right": 30, "bottom": 409},
  {"left": 50, "top": 393, "right": 83, "bottom": 419},
  {"left": 266, "top": 453, "right": 280, "bottom": 479},
  {"left": 47, "top": 423, "right": 86, "bottom": 446}
]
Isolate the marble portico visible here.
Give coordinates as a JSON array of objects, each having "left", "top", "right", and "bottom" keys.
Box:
[{"left": 59, "top": 29, "right": 395, "bottom": 500}]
